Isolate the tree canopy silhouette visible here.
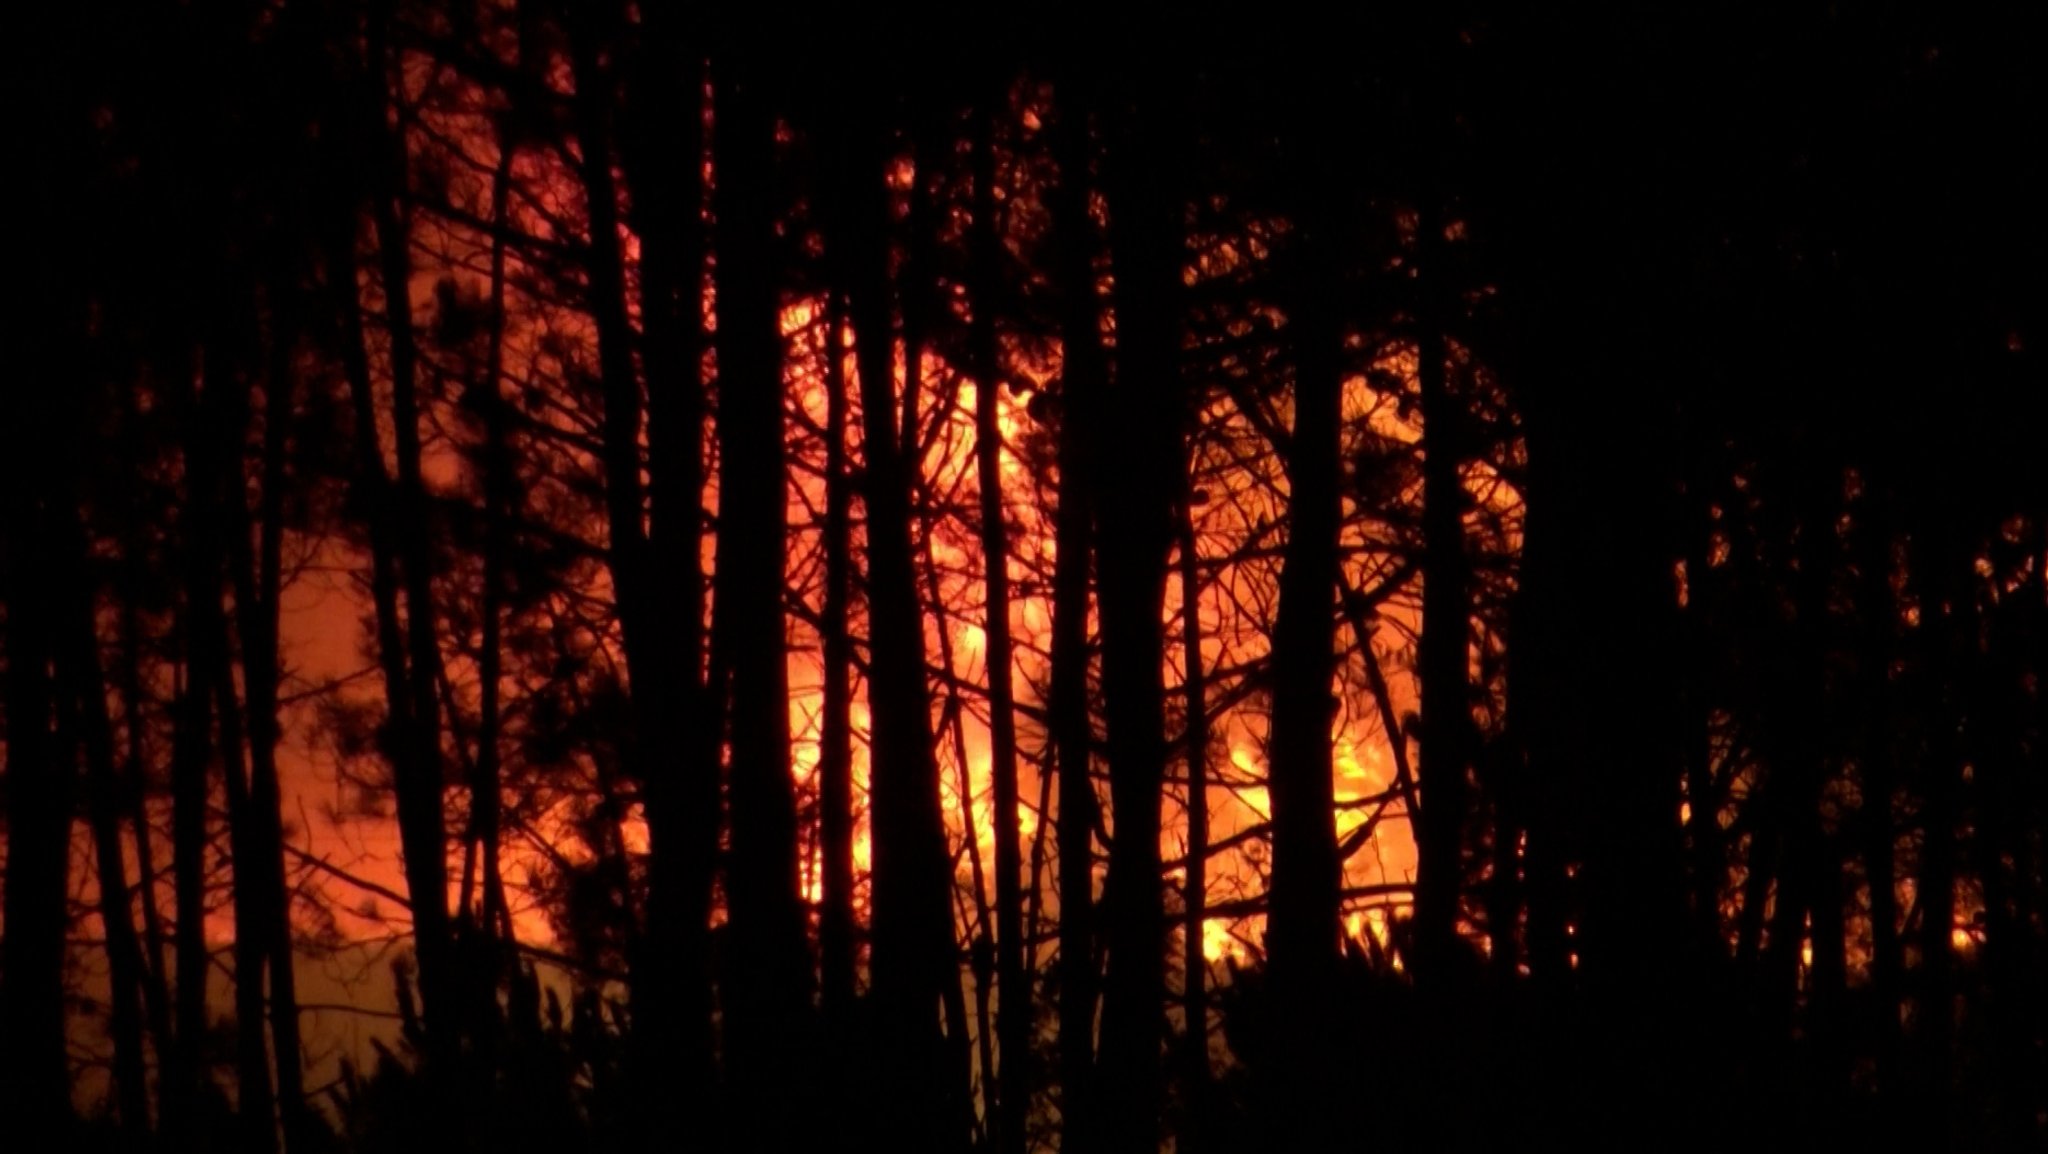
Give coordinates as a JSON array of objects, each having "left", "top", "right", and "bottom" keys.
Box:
[{"left": 2, "top": 3, "right": 2044, "bottom": 1152}]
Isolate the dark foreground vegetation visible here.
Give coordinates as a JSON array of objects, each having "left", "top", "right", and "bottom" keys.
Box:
[{"left": 3, "top": 2, "right": 2044, "bottom": 1150}]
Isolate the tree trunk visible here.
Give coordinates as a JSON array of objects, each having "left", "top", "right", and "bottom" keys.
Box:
[
  {"left": 1176, "top": 494, "right": 1211, "bottom": 1150},
  {"left": 969, "top": 87, "right": 1030, "bottom": 1154},
  {"left": 212, "top": 608, "right": 280, "bottom": 1154},
  {"left": 1508, "top": 467, "right": 1571, "bottom": 991},
  {"left": 1047, "top": 80, "right": 1104, "bottom": 1153},
  {"left": 167, "top": 554, "right": 217, "bottom": 1146},
  {"left": 818, "top": 293, "right": 859, "bottom": 1029},
  {"left": 1853, "top": 489, "right": 1903, "bottom": 1113},
  {"left": 228, "top": 327, "right": 313, "bottom": 1152},
  {"left": 182, "top": 360, "right": 279, "bottom": 1154},
  {"left": 1910, "top": 528, "right": 1966, "bottom": 1142},
  {"left": 616, "top": 8, "right": 718, "bottom": 1137},
  {"left": 829, "top": 77, "right": 963, "bottom": 1151},
  {"left": 1264, "top": 168, "right": 1346, "bottom": 1140},
  {"left": 363, "top": 6, "right": 455, "bottom": 1059},
  {"left": 1, "top": 397, "right": 74, "bottom": 1138},
  {"left": 707, "top": 51, "right": 814, "bottom": 1142},
  {"left": 1095, "top": 88, "right": 1182, "bottom": 1154},
  {"left": 462, "top": 86, "right": 520, "bottom": 949},
  {"left": 1681, "top": 480, "right": 1722, "bottom": 962},
  {"left": 58, "top": 504, "right": 154, "bottom": 1138},
  {"left": 116, "top": 585, "right": 176, "bottom": 1080},
  {"left": 1413, "top": 196, "right": 1472, "bottom": 983}
]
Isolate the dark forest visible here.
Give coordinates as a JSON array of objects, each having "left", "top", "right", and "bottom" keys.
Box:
[{"left": 2, "top": 3, "right": 2044, "bottom": 1151}]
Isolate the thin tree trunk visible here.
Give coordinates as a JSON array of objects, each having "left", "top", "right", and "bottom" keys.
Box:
[
  {"left": 1760, "top": 470, "right": 1845, "bottom": 1084},
  {"left": 1047, "top": 80, "right": 1104, "bottom": 1154},
  {"left": 1911, "top": 530, "right": 1965, "bottom": 1141},
  {"left": 1347, "top": 596, "right": 1428, "bottom": 890},
  {"left": 1504, "top": 433, "right": 1572, "bottom": 992},
  {"left": 212, "top": 614, "right": 280, "bottom": 1154},
  {"left": 904, "top": 377, "right": 993, "bottom": 1135},
  {"left": 1414, "top": 196, "right": 1472, "bottom": 982},
  {"left": 1853, "top": 490, "right": 1903, "bottom": 1112},
  {"left": 1957, "top": 507, "right": 2043, "bottom": 1143},
  {"left": 184, "top": 363, "right": 279, "bottom": 1154},
  {"left": 58, "top": 508, "right": 154, "bottom": 1137},
  {"left": 899, "top": 94, "right": 977, "bottom": 1153},
  {"left": 818, "top": 294, "right": 859, "bottom": 1032},
  {"left": 365, "top": 13, "right": 455, "bottom": 1062},
  {"left": 970, "top": 88, "right": 1030, "bottom": 1154},
  {"left": 117, "top": 590, "right": 176, "bottom": 1066},
  {"left": 1176, "top": 497, "right": 1211, "bottom": 1150},
  {"left": 230, "top": 325, "right": 313, "bottom": 1152},
  {"left": 167, "top": 580, "right": 216, "bottom": 1145},
  {"left": 920, "top": 531, "right": 995, "bottom": 1140},
  {"left": 337, "top": 219, "right": 452, "bottom": 1060},
  {"left": 467, "top": 96, "right": 518, "bottom": 947},
  {"left": 1681, "top": 485, "right": 1722, "bottom": 962}
]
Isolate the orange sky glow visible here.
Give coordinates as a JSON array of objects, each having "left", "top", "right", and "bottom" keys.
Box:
[{"left": 47, "top": 74, "right": 1525, "bottom": 1111}]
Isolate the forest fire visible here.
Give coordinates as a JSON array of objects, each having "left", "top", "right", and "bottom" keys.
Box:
[{"left": 5, "top": 4, "right": 2046, "bottom": 1153}]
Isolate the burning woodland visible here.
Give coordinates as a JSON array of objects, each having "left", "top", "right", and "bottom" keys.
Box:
[{"left": 3, "top": 4, "right": 2045, "bottom": 1152}]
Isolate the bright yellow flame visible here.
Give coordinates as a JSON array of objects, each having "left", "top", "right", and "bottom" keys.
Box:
[
  {"left": 1202, "top": 919, "right": 1244, "bottom": 962},
  {"left": 1335, "top": 738, "right": 1369, "bottom": 782}
]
